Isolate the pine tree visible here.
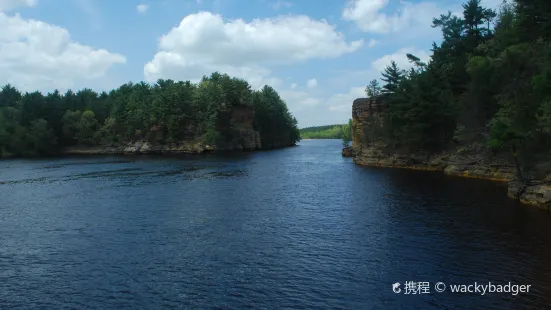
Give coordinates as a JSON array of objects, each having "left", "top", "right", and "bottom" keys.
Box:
[
  {"left": 365, "top": 79, "right": 382, "bottom": 97},
  {"left": 381, "top": 61, "right": 404, "bottom": 93},
  {"left": 515, "top": 0, "right": 551, "bottom": 42},
  {"left": 463, "top": 0, "right": 486, "bottom": 46}
]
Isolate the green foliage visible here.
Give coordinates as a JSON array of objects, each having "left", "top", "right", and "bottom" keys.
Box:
[
  {"left": 365, "top": 79, "right": 382, "bottom": 97},
  {"left": 381, "top": 61, "right": 405, "bottom": 93},
  {"left": 300, "top": 124, "right": 348, "bottom": 139},
  {"left": 252, "top": 85, "right": 300, "bottom": 148},
  {"left": 96, "top": 117, "right": 118, "bottom": 145},
  {"left": 385, "top": 65, "right": 459, "bottom": 149},
  {"left": 27, "top": 119, "right": 57, "bottom": 155},
  {"left": 77, "top": 110, "right": 100, "bottom": 146},
  {"left": 372, "top": 0, "right": 551, "bottom": 159},
  {"left": 342, "top": 119, "right": 353, "bottom": 147},
  {"left": 0, "top": 72, "right": 299, "bottom": 157},
  {"left": 62, "top": 110, "right": 82, "bottom": 145}
]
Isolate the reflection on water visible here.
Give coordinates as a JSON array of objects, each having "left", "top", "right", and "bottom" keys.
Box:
[{"left": 1, "top": 140, "right": 551, "bottom": 309}]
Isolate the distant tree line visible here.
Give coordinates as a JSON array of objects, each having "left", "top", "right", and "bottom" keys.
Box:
[
  {"left": 0, "top": 72, "right": 300, "bottom": 157},
  {"left": 301, "top": 122, "right": 352, "bottom": 140},
  {"left": 364, "top": 0, "right": 551, "bottom": 180}
]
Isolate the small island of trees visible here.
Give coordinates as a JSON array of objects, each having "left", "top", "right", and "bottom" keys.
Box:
[{"left": 0, "top": 72, "right": 301, "bottom": 157}]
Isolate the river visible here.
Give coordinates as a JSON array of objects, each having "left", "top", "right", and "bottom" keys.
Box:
[{"left": 1, "top": 139, "right": 551, "bottom": 309}]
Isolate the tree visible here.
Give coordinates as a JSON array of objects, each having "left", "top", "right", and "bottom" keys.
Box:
[
  {"left": 462, "top": 0, "right": 488, "bottom": 49},
  {"left": 483, "top": 8, "right": 497, "bottom": 35},
  {"left": 0, "top": 73, "right": 300, "bottom": 156},
  {"left": 96, "top": 117, "right": 118, "bottom": 145},
  {"left": 252, "top": 85, "right": 299, "bottom": 148},
  {"left": 342, "top": 119, "right": 353, "bottom": 147},
  {"left": 385, "top": 67, "right": 458, "bottom": 149},
  {"left": 0, "top": 84, "right": 21, "bottom": 108},
  {"left": 366, "top": 79, "right": 382, "bottom": 97},
  {"left": 76, "top": 110, "right": 99, "bottom": 146},
  {"left": 406, "top": 54, "right": 427, "bottom": 68},
  {"left": 515, "top": 0, "right": 551, "bottom": 42},
  {"left": 381, "top": 61, "right": 404, "bottom": 93},
  {"left": 62, "top": 110, "right": 82, "bottom": 145},
  {"left": 26, "top": 119, "right": 57, "bottom": 155}
]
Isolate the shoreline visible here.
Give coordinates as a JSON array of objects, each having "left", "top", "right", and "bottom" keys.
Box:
[
  {"left": 1, "top": 141, "right": 298, "bottom": 159},
  {"left": 61, "top": 141, "right": 297, "bottom": 156},
  {"left": 351, "top": 146, "right": 551, "bottom": 211}
]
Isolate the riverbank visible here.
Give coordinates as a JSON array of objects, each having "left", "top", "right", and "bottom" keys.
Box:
[
  {"left": 351, "top": 143, "right": 551, "bottom": 211},
  {"left": 62, "top": 140, "right": 297, "bottom": 155},
  {"left": 62, "top": 141, "right": 213, "bottom": 155}
]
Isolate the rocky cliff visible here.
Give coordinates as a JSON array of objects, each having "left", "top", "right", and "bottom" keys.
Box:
[{"left": 349, "top": 95, "right": 551, "bottom": 210}]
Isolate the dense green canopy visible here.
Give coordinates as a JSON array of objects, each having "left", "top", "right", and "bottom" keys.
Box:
[
  {"left": 0, "top": 72, "right": 300, "bottom": 157},
  {"left": 371, "top": 0, "right": 551, "bottom": 167},
  {"left": 301, "top": 124, "right": 348, "bottom": 139},
  {"left": 300, "top": 121, "right": 353, "bottom": 146}
]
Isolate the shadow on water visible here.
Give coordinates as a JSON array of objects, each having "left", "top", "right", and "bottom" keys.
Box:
[{"left": 354, "top": 165, "right": 551, "bottom": 308}]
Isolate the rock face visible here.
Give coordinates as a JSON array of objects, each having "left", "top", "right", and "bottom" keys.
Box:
[
  {"left": 351, "top": 94, "right": 389, "bottom": 148},
  {"left": 229, "top": 104, "right": 262, "bottom": 151},
  {"left": 353, "top": 140, "right": 515, "bottom": 181},
  {"left": 341, "top": 146, "right": 355, "bottom": 157},
  {"left": 349, "top": 94, "right": 548, "bottom": 209},
  {"left": 64, "top": 141, "right": 214, "bottom": 155},
  {"left": 64, "top": 104, "right": 268, "bottom": 155},
  {"left": 508, "top": 181, "right": 551, "bottom": 211}
]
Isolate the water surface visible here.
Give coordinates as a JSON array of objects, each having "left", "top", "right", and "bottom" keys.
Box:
[{"left": 1, "top": 139, "right": 551, "bottom": 309}]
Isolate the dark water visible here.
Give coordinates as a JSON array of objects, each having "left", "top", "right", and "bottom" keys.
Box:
[{"left": 1, "top": 139, "right": 551, "bottom": 309}]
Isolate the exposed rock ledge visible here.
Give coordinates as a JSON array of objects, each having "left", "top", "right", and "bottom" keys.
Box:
[
  {"left": 63, "top": 140, "right": 239, "bottom": 155},
  {"left": 62, "top": 139, "right": 297, "bottom": 155},
  {"left": 341, "top": 147, "right": 355, "bottom": 157},
  {"left": 353, "top": 144, "right": 551, "bottom": 211},
  {"left": 508, "top": 181, "right": 551, "bottom": 211},
  {"left": 348, "top": 94, "right": 551, "bottom": 210}
]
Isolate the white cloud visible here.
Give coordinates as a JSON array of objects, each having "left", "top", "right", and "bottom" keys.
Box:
[
  {"left": 292, "top": 86, "right": 364, "bottom": 127},
  {"left": 372, "top": 47, "right": 431, "bottom": 73},
  {"left": 0, "top": 12, "right": 126, "bottom": 92},
  {"left": 136, "top": 4, "right": 148, "bottom": 13},
  {"left": 290, "top": 83, "right": 297, "bottom": 89},
  {"left": 368, "top": 39, "right": 378, "bottom": 48},
  {"left": 327, "top": 86, "right": 365, "bottom": 112},
  {"left": 273, "top": 0, "right": 292, "bottom": 10},
  {"left": 144, "top": 11, "right": 363, "bottom": 89},
  {"left": 0, "top": 0, "right": 35, "bottom": 11},
  {"left": 342, "top": 0, "right": 444, "bottom": 35},
  {"left": 306, "top": 78, "right": 317, "bottom": 89},
  {"left": 280, "top": 89, "right": 320, "bottom": 107}
]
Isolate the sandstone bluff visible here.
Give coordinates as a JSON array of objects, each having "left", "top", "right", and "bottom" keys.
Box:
[{"left": 346, "top": 94, "right": 551, "bottom": 210}]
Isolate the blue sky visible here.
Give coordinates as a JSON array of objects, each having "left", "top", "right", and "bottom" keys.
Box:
[{"left": 0, "top": 0, "right": 501, "bottom": 127}]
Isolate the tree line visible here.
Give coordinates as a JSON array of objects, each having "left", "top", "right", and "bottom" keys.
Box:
[
  {"left": 300, "top": 121, "right": 353, "bottom": 147},
  {"left": 0, "top": 72, "right": 300, "bottom": 157},
  {"left": 365, "top": 0, "right": 551, "bottom": 181},
  {"left": 300, "top": 123, "right": 348, "bottom": 139}
]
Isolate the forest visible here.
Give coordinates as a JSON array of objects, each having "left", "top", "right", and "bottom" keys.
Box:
[
  {"left": 364, "top": 0, "right": 551, "bottom": 180},
  {"left": 300, "top": 122, "right": 352, "bottom": 140},
  {"left": 0, "top": 72, "right": 300, "bottom": 157}
]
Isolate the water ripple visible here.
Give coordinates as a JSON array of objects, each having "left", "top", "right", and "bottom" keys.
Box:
[{"left": 1, "top": 140, "right": 551, "bottom": 309}]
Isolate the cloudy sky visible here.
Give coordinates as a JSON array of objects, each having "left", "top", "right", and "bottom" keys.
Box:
[{"left": 0, "top": 0, "right": 501, "bottom": 127}]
